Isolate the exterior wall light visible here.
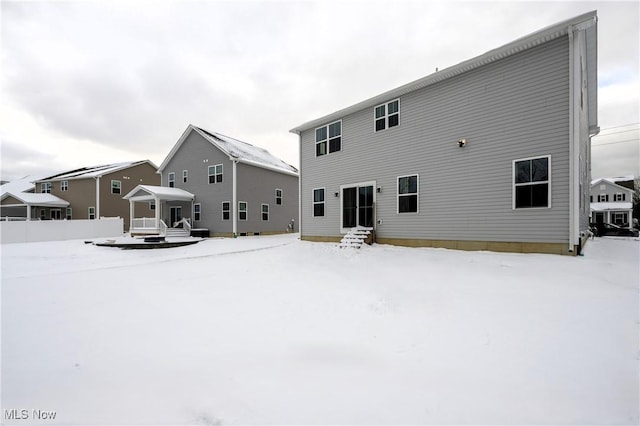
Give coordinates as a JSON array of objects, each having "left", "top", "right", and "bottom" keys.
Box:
[{"left": 457, "top": 138, "right": 467, "bottom": 147}]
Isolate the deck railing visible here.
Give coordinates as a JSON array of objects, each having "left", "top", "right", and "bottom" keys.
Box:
[{"left": 131, "top": 217, "right": 158, "bottom": 230}]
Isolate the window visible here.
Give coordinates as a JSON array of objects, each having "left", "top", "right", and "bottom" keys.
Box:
[
  {"left": 149, "top": 202, "right": 156, "bottom": 210},
  {"left": 61, "top": 181, "right": 68, "bottom": 191},
  {"left": 238, "top": 202, "right": 248, "bottom": 221},
  {"left": 614, "top": 193, "right": 626, "bottom": 201},
  {"left": 65, "top": 207, "right": 72, "bottom": 220},
  {"left": 612, "top": 212, "right": 628, "bottom": 226},
  {"left": 193, "top": 203, "right": 201, "bottom": 221},
  {"left": 41, "top": 182, "right": 51, "bottom": 193},
  {"left": 513, "top": 156, "right": 550, "bottom": 209},
  {"left": 183, "top": 170, "right": 188, "bottom": 183},
  {"left": 262, "top": 204, "right": 269, "bottom": 221},
  {"left": 315, "top": 121, "right": 341, "bottom": 156},
  {"left": 275, "top": 189, "right": 283, "bottom": 205},
  {"left": 222, "top": 202, "right": 230, "bottom": 220},
  {"left": 50, "top": 209, "right": 61, "bottom": 220},
  {"left": 598, "top": 194, "right": 608, "bottom": 202},
  {"left": 590, "top": 195, "right": 593, "bottom": 203},
  {"left": 208, "top": 164, "right": 223, "bottom": 183},
  {"left": 111, "top": 180, "right": 121, "bottom": 194},
  {"left": 313, "top": 188, "right": 325, "bottom": 217},
  {"left": 88, "top": 207, "right": 96, "bottom": 220},
  {"left": 375, "top": 99, "right": 400, "bottom": 132},
  {"left": 398, "top": 175, "right": 418, "bottom": 213},
  {"left": 168, "top": 172, "right": 175, "bottom": 187}
]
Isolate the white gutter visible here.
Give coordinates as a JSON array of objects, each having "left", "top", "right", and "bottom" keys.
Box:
[
  {"left": 95, "top": 176, "right": 101, "bottom": 219},
  {"left": 232, "top": 159, "right": 238, "bottom": 237},
  {"left": 568, "top": 25, "right": 578, "bottom": 253}
]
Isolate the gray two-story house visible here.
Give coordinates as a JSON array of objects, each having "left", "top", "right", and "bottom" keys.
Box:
[
  {"left": 132, "top": 124, "right": 299, "bottom": 237},
  {"left": 291, "top": 12, "right": 598, "bottom": 255}
]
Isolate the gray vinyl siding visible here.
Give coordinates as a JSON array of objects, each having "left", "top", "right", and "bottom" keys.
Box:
[
  {"left": 236, "top": 163, "right": 299, "bottom": 234},
  {"left": 301, "top": 36, "right": 571, "bottom": 243},
  {"left": 161, "top": 130, "right": 233, "bottom": 234},
  {"left": 591, "top": 181, "right": 633, "bottom": 202}
]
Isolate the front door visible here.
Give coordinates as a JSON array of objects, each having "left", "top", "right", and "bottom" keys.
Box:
[
  {"left": 342, "top": 183, "right": 374, "bottom": 230},
  {"left": 170, "top": 206, "right": 182, "bottom": 226},
  {"left": 50, "top": 209, "right": 61, "bottom": 220},
  {"left": 594, "top": 212, "right": 605, "bottom": 225}
]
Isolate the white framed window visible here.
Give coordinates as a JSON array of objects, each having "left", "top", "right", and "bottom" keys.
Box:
[
  {"left": 183, "top": 170, "right": 188, "bottom": 183},
  {"left": 222, "top": 201, "right": 230, "bottom": 221},
  {"left": 193, "top": 203, "right": 201, "bottom": 221},
  {"left": 375, "top": 99, "right": 400, "bottom": 132},
  {"left": 313, "top": 188, "right": 325, "bottom": 217},
  {"left": 61, "top": 181, "right": 69, "bottom": 191},
  {"left": 612, "top": 212, "right": 628, "bottom": 226},
  {"left": 41, "top": 182, "right": 51, "bottom": 193},
  {"left": 598, "top": 194, "right": 608, "bottom": 202},
  {"left": 238, "top": 201, "right": 248, "bottom": 221},
  {"left": 315, "top": 120, "right": 341, "bottom": 156},
  {"left": 168, "top": 172, "right": 175, "bottom": 188},
  {"left": 149, "top": 202, "right": 156, "bottom": 210},
  {"left": 513, "top": 156, "right": 551, "bottom": 209},
  {"left": 65, "top": 207, "right": 72, "bottom": 220},
  {"left": 398, "top": 174, "right": 419, "bottom": 213},
  {"left": 262, "top": 203, "right": 269, "bottom": 221},
  {"left": 88, "top": 207, "right": 96, "bottom": 220},
  {"left": 111, "top": 180, "right": 121, "bottom": 194},
  {"left": 614, "top": 193, "right": 626, "bottom": 201},
  {"left": 208, "top": 164, "right": 223, "bottom": 184},
  {"left": 275, "top": 188, "right": 283, "bottom": 205}
]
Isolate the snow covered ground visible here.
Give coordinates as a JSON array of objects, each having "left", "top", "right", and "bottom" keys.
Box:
[{"left": 1, "top": 234, "right": 638, "bottom": 425}]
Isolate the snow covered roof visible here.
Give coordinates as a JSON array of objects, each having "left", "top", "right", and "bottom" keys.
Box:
[
  {"left": 37, "top": 160, "right": 157, "bottom": 181},
  {"left": 290, "top": 11, "right": 597, "bottom": 134},
  {"left": 0, "top": 174, "right": 46, "bottom": 196},
  {"left": 1, "top": 192, "right": 69, "bottom": 207},
  {"left": 158, "top": 125, "right": 298, "bottom": 177},
  {"left": 590, "top": 202, "right": 633, "bottom": 212},
  {"left": 123, "top": 185, "right": 195, "bottom": 202},
  {"left": 590, "top": 178, "right": 634, "bottom": 193}
]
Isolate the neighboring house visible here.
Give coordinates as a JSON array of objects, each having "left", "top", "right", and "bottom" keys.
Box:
[
  {"left": 32, "top": 161, "right": 159, "bottom": 230},
  {"left": 290, "top": 12, "right": 598, "bottom": 255},
  {"left": 126, "top": 125, "right": 298, "bottom": 237},
  {"left": 590, "top": 178, "right": 634, "bottom": 228},
  {"left": 0, "top": 174, "right": 70, "bottom": 220}
]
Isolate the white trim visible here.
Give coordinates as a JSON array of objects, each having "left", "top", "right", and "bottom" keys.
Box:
[
  {"left": 50, "top": 208, "right": 62, "bottom": 220},
  {"left": 312, "top": 187, "right": 325, "bottom": 218},
  {"left": 111, "top": 179, "right": 122, "bottom": 195},
  {"left": 314, "top": 120, "right": 342, "bottom": 157},
  {"left": 65, "top": 207, "right": 72, "bottom": 220},
  {"left": 374, "top": 98, "right": 400, "bottom": 132},
  {"left": 339, "top": 180, "right": 376, "bottom": 234},
  {"left": 222, "top": 201, "right": 230, "bottom": 221},
  {"left": 95, "top": 177, "right": 100, "bottom": 218},
  {"left": 397, "top": 174, "right": 419, "bottom": 214},
  {"left": 88, "top": 206, "right": 96, "bottom": 220},
  {"left": 238, "top": 201, "right": 248, "bottom": 221},
  {"left": 40, "top": 182, "right": 51, "bottom": 193},
  {"left": 60, "top": 180, "right": 68, "bottom": 191},
  {"left": 261, "top": 203, "right": 269, "bottom": 221},
  {"left": 275, "top": 188, "right": 283, "bottom": 205},
  {"left": 168, "top": 172, "right": 175, "bottom": 187},
  {"left": 512, "top": 155, "right": 552, "bottom": 210},
  {"left": 208, "top": 164, "right": 223, "bottom": 184},
  {"left": 193, "top": 203, "right": 201, "bottom": 221},
  {"left": 182, "top": 170, "right": 188, "bottom": 183}
]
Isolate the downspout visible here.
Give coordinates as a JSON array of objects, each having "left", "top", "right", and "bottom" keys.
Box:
[
  {"left": 95, "top": 176, "right": 101, "bottom": 219},
  {"left": 232, "top": 159, "right": 238, "bottom": 237},
  {"left": 297, "top": 132, "right": 302, "bottom": 237},
  {"left": 568, "top": 25, "right": 577, "bottom": 254}
]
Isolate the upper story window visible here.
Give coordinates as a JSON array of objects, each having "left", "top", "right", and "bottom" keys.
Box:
[
  {"left": 598, "top": 194, "right": 608, "bottom": 202},
  {"left": 208, "top": 164, "right": 223, "bottom": 184},
  {"left": 398, "top": 175, "right": 418, "bottom": 213},
  {"left": 61, "top": 181, "right": 68, "bottom": 191},
  {"left": 315, "top": 120, "right": 341, "bottom": 156},
  {"left": 513, "top": 156, "right": 550, "bottom": 209},
  {"left": 111, "top": 180, "right": 121, "bottom": 194},
  {"left": 275, "top": 189, "right": 283, "bottom": 205},
  {"left": 614, "top": 193, "right": 626, "bottom": 201},
  {"left": 183, "top": 170, "right": 188, "bottom": 183},
  {"left": 41, "top": 182, "right": 51, "bottom": 193},
  {"left": 168, "top": 172, "right": 175, "bottom": 188},
  {"left": 375, "top": 99, "right": 399, "bottom": 132}
]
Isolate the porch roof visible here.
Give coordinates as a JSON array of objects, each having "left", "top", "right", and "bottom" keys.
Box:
[
  {"left": 123, "top": 185, "right": 195, "bottom": 202},
  {"left": 1, "top": 191, "right": 70, "bottom": 208},
  {"left": 590, "top": 202, "right": 633, "bottom": 212}
]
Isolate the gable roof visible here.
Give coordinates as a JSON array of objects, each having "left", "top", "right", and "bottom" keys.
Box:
[
  {"left": 1, "top": 191, "right": 69, "bottom": 207},
  {"left": 123, "top": 185, "right": 195, "bottom": 202},
  {"left": 0, "top": 174, "right": 44, "bottom": 196},
  {"left": 37, "top": 160, "right": 157, "bottom": 182},
  {"left": 590, "top": 178, "right": 634, "bottom": 193},
  {"left": 290, "top": 11, "right": 597, "bottom": 134},
  {"left": 158, "top": 125, "right": 298, "bottom": 176}
]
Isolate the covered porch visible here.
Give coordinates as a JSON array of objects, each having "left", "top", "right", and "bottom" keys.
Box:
[
  {"left": 0, "top": 192, "right": 70, "bottom": 221},
  {"left": 123, "top": 185, "right": 195, "bottom": 236},
  {"left": 590, "top": 202, "right": 634, "bottom": 228}
]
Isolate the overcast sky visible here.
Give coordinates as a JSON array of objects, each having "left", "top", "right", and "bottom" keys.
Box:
[{"left": 1, "top": 0, "right": 638, "bottom": 182}]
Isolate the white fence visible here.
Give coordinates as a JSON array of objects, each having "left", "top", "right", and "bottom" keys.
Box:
[{"left": 0, "top": 218, "right": 124, "bottom": 244}]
